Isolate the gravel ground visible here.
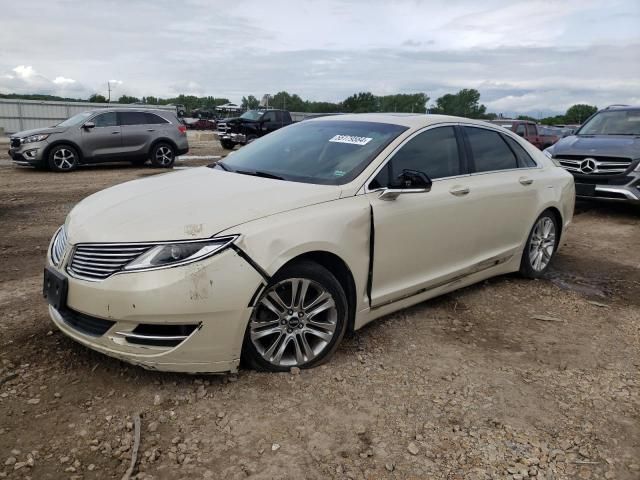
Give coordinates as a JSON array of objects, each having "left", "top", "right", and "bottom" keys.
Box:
[{"left": 0, "top": 139, "right": 638, "bottom": 480}]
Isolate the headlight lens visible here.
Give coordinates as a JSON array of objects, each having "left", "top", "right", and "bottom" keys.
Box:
[
  {"left": 123, "top": 236, "right": 237, "bottom": 271},
  {"left": 23, "top": 134, "right": 50, "bottom": 144},
  {"left": 634, "top": 161, "right": 640, "bottom": 172}
]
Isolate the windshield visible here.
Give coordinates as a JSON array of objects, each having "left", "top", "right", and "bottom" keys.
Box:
[
  {"left": 578, "top": 110, "right": 640, "bottom": 135},
  {"left": 220, "top": 120, "right": 408, "bottom": 185},
  {"left": 57, "top": 111, "right": 94, "bottom": 127},
  {"left": 240, "top": 110, "right": 263, "bottom": 121}
]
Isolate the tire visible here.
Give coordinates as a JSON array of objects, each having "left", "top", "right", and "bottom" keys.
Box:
[
  {"left": 220, "top": 139, "right": 236, "bottom": 150},
  {"left": 242, "top": 261, "right": 348, "bottom": 372},
  {"left": 519, "top": 210, "right": 559, "bottom": 278},
  {"left": 131, "top": 158, "right": 147, "bottom": 166},
  {"left": 150, "top": 143, "right": 175, "bottom": 168},
  {"left": 48, "top": 145, "right": 79, "bottom": 172}
]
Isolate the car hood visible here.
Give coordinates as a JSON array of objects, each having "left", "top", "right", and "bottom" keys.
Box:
[
  {"left": 11, "top": 126, "right": 67, "bottom": 138},
  {"left": 66, "top": 167, "right": 342, "bottom": 243},
  {"left": 551, "top": 135, "right": 640, "bottom": 159}
]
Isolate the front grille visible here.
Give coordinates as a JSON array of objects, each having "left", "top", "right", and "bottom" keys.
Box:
[
  {"left": 217, "top": 123, "right": 229, "bottom": 134},
  {"left": 10, "top": 138, "right": 21, "bottom": 148},
  {"left": 51, "top": 227, "right": 68, "bottom": 266},
  {"left": 556, "top": 155, "right": 633, "bottom": 176},
  {"left": 68, "top": 243, "right": 153, "bottom": 280},
  {"left": 58, "top": 307, "right": 116, "bottom": 336}
]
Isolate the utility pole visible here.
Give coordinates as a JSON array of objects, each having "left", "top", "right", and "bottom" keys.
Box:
[{"left": 107, "top": 81, "right": 112, "bottom": 103}]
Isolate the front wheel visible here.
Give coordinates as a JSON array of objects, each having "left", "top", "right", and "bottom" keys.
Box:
[
  {"left": 48, "top": 145, "right": 79, "bottom": 172},
  {"left": 150, "top": 143, "right": 175, "bottom": 168},
  {"left": 242, "top": 261, "right": 348, "bottom": 372},
  {"left": 520, "top": 211, "right": 559, "bottom": 278},
  {"left": 220, "top": 139, "right": 236, "bottom": 150}
]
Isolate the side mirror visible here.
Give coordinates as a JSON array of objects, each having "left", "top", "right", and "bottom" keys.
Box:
[
  {"left": 378, "top": 169, "right": 432, "bottom": 201},
  {"left": 83, "top": 121, "right": 95, "bottom": 129}
]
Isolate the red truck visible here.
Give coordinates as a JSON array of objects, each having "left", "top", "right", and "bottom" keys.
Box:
[{"left": 490, "top": 120, "right": 559, "bottom": 150}]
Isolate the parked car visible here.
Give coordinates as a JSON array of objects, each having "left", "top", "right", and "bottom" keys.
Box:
[
  {"left": 544, "top": 105, "right": 640, "bottom": 204},
  {"left": 490, "top": 119, "right": 556, "bottom": 149},
  {"left": 216, "top": 109, "right": 293, "bottom": 149},
  {"left": 44, "top": 114, "right": 574, "bottom": 373},
  {"left": 9, "top": 108, "right": 188, "bottom": 172}
]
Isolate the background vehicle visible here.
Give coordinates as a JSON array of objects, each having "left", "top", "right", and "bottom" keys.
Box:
[
  {"left": 44, "top": 114, "right": 574, "bottom": 373},
  {"left": 490, "top": 119, "right": 558, "bottom": 149},
  {"left": 8, "top": 108, "right": 189, "bottom": 172},
  {"left": 544, "top": 105, "right": 640, "bottom": 204},
  {"left": 216, "top": 109, "right": 293, "bottom": 149}
]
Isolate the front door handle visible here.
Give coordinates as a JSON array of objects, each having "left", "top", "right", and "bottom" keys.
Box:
[
  {"left": 519, "top": 177, "right": 534, "bottom": 186},
  {"left": 146, "top": 129, "right": 155, "bottom": 132},
  {"left": 111, "top": 131, "right": 120, "bottom": 135},
  {"left": 449, "top": 186, "right": 470, "bottom": 196}
]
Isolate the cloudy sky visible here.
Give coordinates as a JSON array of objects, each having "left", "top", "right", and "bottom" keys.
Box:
[{"left": 1, "top": 0, "right": 639, "bottom": 116}]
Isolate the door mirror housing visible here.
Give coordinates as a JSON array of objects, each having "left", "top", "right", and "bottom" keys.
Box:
[
  {"left": 83, "top": 121, "right": 95, "bottom": 129},
  {"left": 378, "top": 169, "right": 432, "bottom": 201}
]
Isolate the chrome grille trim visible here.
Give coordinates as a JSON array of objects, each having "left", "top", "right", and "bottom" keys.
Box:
[
  {"left": 51, "top": 227, "right": 67, "bottom": 266},
  {"left": 556, "top": 156, "right": 632, "bottom": 175},
  {"left": 68, "top": 243, "right": 155, "bottom": 280}
]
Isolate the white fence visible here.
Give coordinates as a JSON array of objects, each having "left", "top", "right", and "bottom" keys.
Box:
[{"left": 0, "top": 99, "right": 177, "bottom": 134}]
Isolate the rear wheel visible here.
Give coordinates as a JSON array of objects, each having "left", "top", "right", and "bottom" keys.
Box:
[
  {"left": 242, "top": 261, "right": 348, "bottom": 372},
  {"left": 150, "top": 143, "right": 175, "bottom": 168},
  {"left": 520, "top": 210, "right": 559, "bottom": 278},
  {"left": 48, "top": 145, "right": 79, "bottom": 172}
]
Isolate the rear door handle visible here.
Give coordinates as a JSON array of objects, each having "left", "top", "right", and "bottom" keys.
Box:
[
  {"left": 449, "top": 186, "right": 470, "bottom": 196},
  {"left": 111, "top": 131, "right": 120, "bottom": 135},
  {"left": 519, "top": 177, "right": 534, "bottom": 186},
  {"left": 146, "top": 129, "right": 155, "bottom": 132}
]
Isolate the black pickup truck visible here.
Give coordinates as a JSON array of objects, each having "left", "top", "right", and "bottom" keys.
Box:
[{"left": 215, "top": 109, "right": 293, "bottom": 149}]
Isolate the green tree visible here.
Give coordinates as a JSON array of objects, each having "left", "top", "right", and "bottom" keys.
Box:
[
  {"left": 434, "top": 89, "right": 487, "bottom": 118},
  {"left": 269, "top": 91, "right": 307, "bottom": 112},
  {"left": 564, "top": 104, "right": 597, "bottom": 124},
  {"left": 241, "top": 95, "right": 260, "bottom": 110},
  {"left": 342, "top": 92, "right": 379, "bottom": 113},
  {"left": 118, "top": 95, "right": 140, "bottom": 104},
  {"left": 88, "top": 93, "right": 107, "bottom": 103},
  {"left": 378, "top": 93, "right": 429, "bottom": 113}
]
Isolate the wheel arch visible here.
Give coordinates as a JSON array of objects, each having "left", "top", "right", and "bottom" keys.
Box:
[
  {"left": 274, "top": 251, "right": 358, "bottom": 333},
  {"left": 43, "top": 140, "right": 84, "bottom": 163},
  {"left": 149, "top": 137, "right": 178, "bottom": 157},
  {"left": 543, "top": 206, "right": 564, "bottom": 251}
]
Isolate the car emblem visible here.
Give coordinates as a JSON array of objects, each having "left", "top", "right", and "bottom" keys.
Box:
[{"left": 579, "top": 158, "right": 597, "bottom": 174}]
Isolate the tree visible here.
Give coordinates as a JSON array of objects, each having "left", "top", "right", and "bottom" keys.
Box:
[
  {"left": 378, "top": 93, "right": 429, "bottom": 113},
  {"left": 434, "top": 89, "right": 487, "bottom": 118},
  {"left": 88, "top": 94, "right": 107, "bottom": 103},
  {"left": 270, "top": 91, "right": 307, "bottom": 112},
  {"left": 241, "top": 95, "right": 260, "bottom": 110},
  {"left": 342, "top": 92, "right": 379, "bottom": 113},
  {"left": 564, "top": 104, "right": 597, "bottom": 124},
  {"left": 118, "top": 95, "right": 140, "bottom": 104}
]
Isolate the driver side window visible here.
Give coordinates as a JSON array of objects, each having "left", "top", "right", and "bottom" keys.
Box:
[
  {"left": 369, "top": 126, "right": 461, "bottom": 189},
  {"left": 262, "top": 111, "right": 276, "bottom": 122},
  {"left": 93, "top": 112, "right": 117, "bottom": 128}
]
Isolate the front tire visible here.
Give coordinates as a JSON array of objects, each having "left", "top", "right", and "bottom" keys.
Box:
[
  {"left": 242, "top": 261, "right": 348, "bottom": 372},
  {"left": 520, "top": 210, "right": 559, "bottom": 278},
  {"left": 220, "top": 139, "right": 236, "bottom": 150},
  {"left": 150, "top": 143, "right": 175, "bottom": 168},
  {"left": 48, "top": 145, "right": 79, "bottom": 172}
]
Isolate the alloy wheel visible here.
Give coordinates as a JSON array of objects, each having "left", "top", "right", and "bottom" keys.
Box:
[
  {"left": 249, "top": 278, "right": 338, "bottom": 367},
  {"left": 53, "top": 148, "right": 76, "bottom": 170},
  {"left": 155, "top": 146, "right": 174, "bottom": 166},
  {"left": 529, "top": 216, "right": 556, "bottom": 271}
]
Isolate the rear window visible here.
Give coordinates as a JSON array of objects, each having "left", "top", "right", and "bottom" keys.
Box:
[
  {"left": 502, "top": 135, "right": 538, "bottom": 168},
  {"left": 119, "top": 111, "right": 148, "bottom": 126},
  {"left": 465, "top": 127, "right": 518, "bottom": 172},
  {"left": 144, "top": 113, "right": 169, "bottom": 124}
]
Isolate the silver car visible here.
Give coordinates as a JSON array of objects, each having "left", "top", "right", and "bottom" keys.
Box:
[{"left": 8, "top": 108, "right": 189, "bottom": 172}]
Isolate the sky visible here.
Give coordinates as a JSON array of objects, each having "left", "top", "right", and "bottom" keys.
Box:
[{"left": 1, "top": 0, "right": 639, "bottom": 116}]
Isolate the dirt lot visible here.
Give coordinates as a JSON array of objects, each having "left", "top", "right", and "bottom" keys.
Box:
[{"left": 0, "top": 140, "right": 638, "bottom": 480}]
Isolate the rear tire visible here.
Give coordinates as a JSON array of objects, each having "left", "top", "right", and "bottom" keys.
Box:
[
  {"left": 519, "top": 210, "right": 559, "bottom": 278},
  {"left": 48, "top": 145, "right": 79, "bottom": 172},
  {"left": 150, "top": 143, "right": 175, "bottom": 168},
  {"left": 242, "top": 261, "right": 348, "bottom": 372}
]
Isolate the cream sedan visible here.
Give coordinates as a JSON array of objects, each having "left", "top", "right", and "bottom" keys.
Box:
[{"left": 44, "top": 114, "right": 575, "bottom": 373}]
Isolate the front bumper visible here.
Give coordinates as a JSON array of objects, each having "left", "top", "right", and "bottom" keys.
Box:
[
  {"left": 46, "top": 248, "right": 264, "bottom": 373},
  {"left": 214, "top": 131, "right": 247, "bottom": 144},
  {"left": 573, "top": 172, "right": 640, "bottom": 204},
  {"left": 9, "top": 139, "right": 47, "bottom": 166}
]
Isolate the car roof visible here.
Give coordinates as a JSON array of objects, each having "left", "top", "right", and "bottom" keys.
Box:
[
  {"left": 602, "top": 105, "right": 640, "bottom": 112},
  {"left": 308, "top": 113, "right": 500, "bottom": 129},
  {"left": 87, "top": 108, "right": 172, "bottom": 114}
]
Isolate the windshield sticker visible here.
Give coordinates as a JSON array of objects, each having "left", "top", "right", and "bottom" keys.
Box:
[
  {"left": 334, "top": 170, "right": 346, "bottom": 177},
  {"left": 329, "top": 134, "right": 373, "bottom": 146}
]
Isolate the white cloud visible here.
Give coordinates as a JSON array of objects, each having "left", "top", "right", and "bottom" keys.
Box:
[
  {"left": 53, "top": 76, "right": 76, "bottom": 85},
  {"left": 12, "top": 65, "right": 36, "bottom": 79}
]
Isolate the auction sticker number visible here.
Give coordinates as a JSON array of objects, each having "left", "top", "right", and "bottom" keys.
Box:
[{"left": 329, "top": 135, "right": 373, "bottom": 146}]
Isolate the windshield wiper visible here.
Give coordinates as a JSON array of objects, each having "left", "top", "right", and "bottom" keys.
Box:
[{"left": 234, "top": 169, "right": 285, "bottom": 180}]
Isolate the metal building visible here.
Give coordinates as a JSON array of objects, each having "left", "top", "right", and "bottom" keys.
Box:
[{"left": 0, "top": 99, "right": 177, "bottom": 134}]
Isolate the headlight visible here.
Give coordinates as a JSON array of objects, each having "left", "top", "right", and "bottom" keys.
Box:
[
  {"left": 123, "top": 236, "right": 237, "bottom": 271},
  {"left": 23, "top": 134, "right": 50, "bottom": 144},
  {"left": 634, "top": 161, "right": 640, "bottom": 172}
]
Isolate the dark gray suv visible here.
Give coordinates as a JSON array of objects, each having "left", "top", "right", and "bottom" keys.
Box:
[
  {"left": 8, "top": 108, "right": 189, "bottom": 172},
  {"left": 544, "top": 105, "right": 640, "bottom": 204}
]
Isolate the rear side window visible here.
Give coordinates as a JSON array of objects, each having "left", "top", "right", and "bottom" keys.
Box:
[
  {"left": 382, "top": 126, "right": 461, "bottom": 184},
  {"left": 526, "top": 124, "right": 537, "bottom": 136},
  {"left": 515, "top": 124, "right": 526, "bottom": 136},
  {"left": 144, "top": 113, "right": 169, "bottom": 124},
  {"left": 275, "top": 111, "right": 283, "bottom": 122},
  {"left": 119, "top": 111, "right": 149, "bottom": 126},
  {"left": 502, "top": 135, "right": 538, "bottom": 168},
  {"left": 465, "top": 127, "right": 518, "bottom": 172},
  {"left": 93, "top": 112, "right": 117, "bottom": 127}
]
